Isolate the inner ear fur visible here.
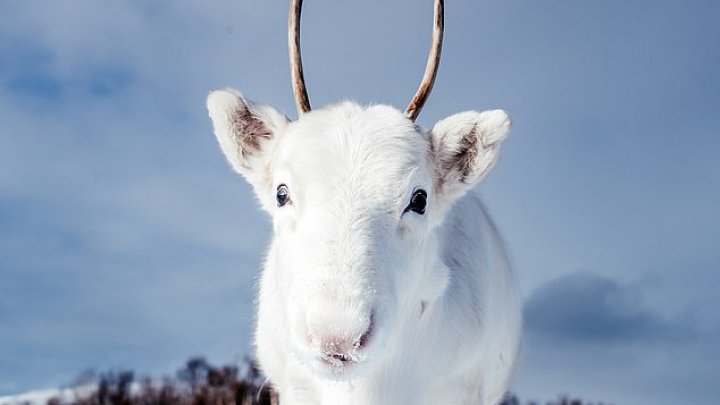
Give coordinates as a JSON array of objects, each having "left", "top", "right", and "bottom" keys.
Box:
[
  {"left": 431, "top": 109, "right": 511, "bottom": 201},
  {"left": 207, "top": 88, "right": 289, "bottom": 195}
]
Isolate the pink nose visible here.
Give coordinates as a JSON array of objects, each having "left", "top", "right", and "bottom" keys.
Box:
[
  {"left": 305, "top": 313, "right": 375, "bottom": 365},
  {"left": 315, "top": 325, "right": 373, "bottom": 365}
]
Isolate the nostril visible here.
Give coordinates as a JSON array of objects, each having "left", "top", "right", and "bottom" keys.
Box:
[{"left": 357, "top": 314, "right": 375, "bottom": 349}]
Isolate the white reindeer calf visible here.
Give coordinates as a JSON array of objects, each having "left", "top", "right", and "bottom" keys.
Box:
[{"left": 207, "top": 1, "right": 521, "bottom": 404}]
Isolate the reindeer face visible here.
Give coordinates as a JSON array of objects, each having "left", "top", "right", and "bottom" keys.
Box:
[
  {"left": 207, "top": 89, "right": 510, "bottom": 378},
  {"left": 269, "top": 103, "right": 434, "bottom": 377}
]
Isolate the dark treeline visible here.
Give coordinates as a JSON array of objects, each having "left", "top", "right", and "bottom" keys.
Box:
[
  {"left": 43, "top": 357, "right": 609, "bottom": 405},
  {"left": 47, "top": 357, "right": 275, "bottom": 405}
]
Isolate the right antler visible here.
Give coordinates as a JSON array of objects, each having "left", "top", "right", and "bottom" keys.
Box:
[
  {"left": 288, "top": 0, "right": 445, "bottom": 122},
  {"left": 404, "top": 0, "right": 444, "bottom": 122}
]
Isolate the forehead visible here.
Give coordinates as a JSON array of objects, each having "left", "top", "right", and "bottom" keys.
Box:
[{"left": 273, "top": 103, "right": 430, "bottom": 196}]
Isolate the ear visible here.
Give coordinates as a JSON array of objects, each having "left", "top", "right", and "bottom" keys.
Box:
[
  {"left": 207, "top": 88, "right": 289, "bottom": 201},
  {"left": 430, "top": 109, "right": 511, "bottom": 205}
]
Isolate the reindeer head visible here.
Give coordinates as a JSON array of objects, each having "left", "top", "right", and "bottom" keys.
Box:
[{"left": 207, "top": 0, "right": 511, "bottom": 379}]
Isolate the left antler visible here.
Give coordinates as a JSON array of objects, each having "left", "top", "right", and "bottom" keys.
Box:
[{"left": 289, "top": 0, "right": 311, "bottom": 115}]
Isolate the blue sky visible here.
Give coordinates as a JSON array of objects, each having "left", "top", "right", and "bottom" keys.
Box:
[{"left": 1, "top": 0, "right": 718, "bottom": 403}]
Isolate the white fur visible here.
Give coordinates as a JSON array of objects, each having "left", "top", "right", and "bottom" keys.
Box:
[{"left": 207, "top": 89, "right": 521, "bottom": 405}]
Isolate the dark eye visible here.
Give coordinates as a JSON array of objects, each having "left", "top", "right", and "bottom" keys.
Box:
[
  {"left": 276, "top": 184, "right": 290, "bottom": 207},
  {"left": 404, "top": 189, "right": 427, "bottom": 215}
]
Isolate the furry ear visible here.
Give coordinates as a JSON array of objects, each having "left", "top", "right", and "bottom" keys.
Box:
[
  {"left": 207, "top": 88, "right": 289, "bottom": 197},
  {"left": 431, "top": 109, "right": 511, "bottom": 204}
]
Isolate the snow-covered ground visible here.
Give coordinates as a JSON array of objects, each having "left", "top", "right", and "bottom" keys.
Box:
[
  {"left": 0, "top": 388, "right": 67, "bottom": 405},
  {"left": 0, "top": 386, "right": 93, "bottom": 405}
]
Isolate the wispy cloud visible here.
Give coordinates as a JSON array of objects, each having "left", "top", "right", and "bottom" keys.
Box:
[{"left": 524, "top": 272, "right": 691, "bottom": 344}]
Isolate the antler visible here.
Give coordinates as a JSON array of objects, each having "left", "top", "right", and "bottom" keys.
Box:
[
  {"left": 289, "top": 0, "right": 311, "bottom": 115},
  {"left": 405, "top": 0, "right": 444, "bottom": 121},
  {"left": 288, "top": 0, "right": 445, "bottom": 121}
]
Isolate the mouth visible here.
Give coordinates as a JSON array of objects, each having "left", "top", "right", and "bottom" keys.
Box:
[
  {"left": 319, "top": 353, "right": 358, "bottom": 370},
  {"left": 310, "top": 352, "right": 363, "bottom": 379},
  {"left": 322, "top": 351, "right": 358, "bottom": 366}
]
